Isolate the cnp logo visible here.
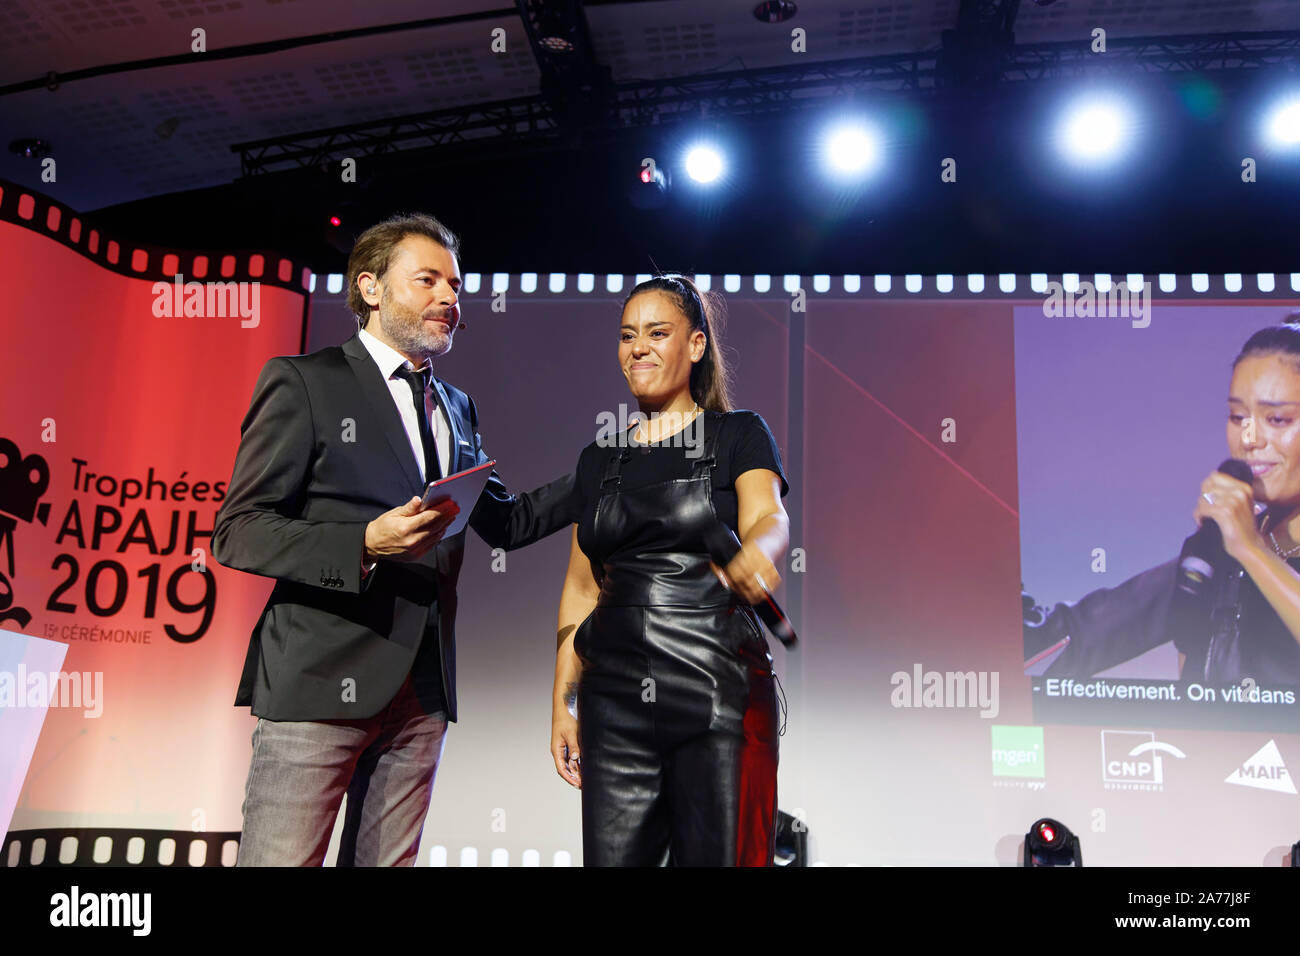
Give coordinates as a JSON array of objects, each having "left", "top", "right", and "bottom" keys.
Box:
[{"left": 1101, "top": 730, "right": 1186, "bottom": 790}]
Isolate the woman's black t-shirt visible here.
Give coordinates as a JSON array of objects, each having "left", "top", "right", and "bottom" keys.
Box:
[{"left": 573, "top": 409, "right": 788, "bottom": 548}]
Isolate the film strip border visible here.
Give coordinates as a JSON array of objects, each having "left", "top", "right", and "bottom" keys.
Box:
[
  {"left": 306, "top": 270, "right": 1300, "bottom": 299},
  {"left": 3, "top": 828, "right": 241, "bottom": 868},
  {"left": 0, "top": 179, "right": 312, "bottom": 293},
  {"left": 1, "top": 828, "right": 581, "bottom": 867}
]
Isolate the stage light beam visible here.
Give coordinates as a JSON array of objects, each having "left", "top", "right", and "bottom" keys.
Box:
[
  {"left": 684, "top": 145, "right": 725, "bottom": 184},
  {"left": 1265, "top": 97, "right": 1300, "bottom": 148},
  {"left": 1054, "top": 96, "right": 1136, "bottom": 167},
  {"left": 823, "top": 122, "right": 881, "bottom": 177}
]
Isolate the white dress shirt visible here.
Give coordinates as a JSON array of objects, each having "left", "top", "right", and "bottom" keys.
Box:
[
  {"left": 357, "top": 328, "right": 453, "bottom": 577},
  {"left": 358, "top": 326, "right": 452, "bottom": 481}
]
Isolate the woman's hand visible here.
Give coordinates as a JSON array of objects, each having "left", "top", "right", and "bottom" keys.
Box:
[
  {"left": 1194, "top": 470, "right": 1265, "bottom": 563},
  {"left": 725, "top": 468, "right": 790, "bottom": 606},
  {"left": 553, "top": 526, "right": 594, "bottom": 790},
  {"left": 551, "top": 705, "right": 582, "bottom": 789},
  {"left": 713, "top": 540, "right": 782, "bottom": 606}
]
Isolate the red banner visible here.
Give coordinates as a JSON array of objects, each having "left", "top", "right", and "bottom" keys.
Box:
[{"left": 0, "top": 187, "right": 305, "bottom": 836}]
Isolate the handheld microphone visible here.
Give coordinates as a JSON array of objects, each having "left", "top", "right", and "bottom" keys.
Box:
[
  {"left": 703, "top": 524, "right": 798, "bottom": 648},
  {"left": 1175, "top": 457, "right": 1254, "bottom": 599}
]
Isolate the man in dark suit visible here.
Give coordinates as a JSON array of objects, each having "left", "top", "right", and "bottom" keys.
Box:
[{"left": 212, "top": 213, "right": 574, "bottom": 866}]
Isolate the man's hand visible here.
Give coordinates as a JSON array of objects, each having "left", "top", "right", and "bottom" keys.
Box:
[{"left": 364, "top": 496, "right": 460, "bottom": 562}]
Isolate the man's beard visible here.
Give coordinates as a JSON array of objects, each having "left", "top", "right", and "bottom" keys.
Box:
[{"left": 376, "top": 292, "right": 454, "bottom": 360}]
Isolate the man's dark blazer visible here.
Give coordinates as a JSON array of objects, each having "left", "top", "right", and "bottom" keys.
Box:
[{"left": 212, "top": 331, "right": 575, "bottom": 722}]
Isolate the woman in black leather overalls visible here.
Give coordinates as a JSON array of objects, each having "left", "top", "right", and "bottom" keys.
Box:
[
  {"left": 1025, "top": 321, "right": 1300, "bottom": 686},
  {"left": 550, "top": 274, "right": 790, "bottom": 866}
]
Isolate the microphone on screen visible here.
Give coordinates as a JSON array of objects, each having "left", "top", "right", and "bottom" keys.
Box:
[{"left": 1175, "top": 457, "right": 1255, "bottom": 599}]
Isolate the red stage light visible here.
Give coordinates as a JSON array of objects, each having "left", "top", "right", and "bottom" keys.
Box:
[
  {"left": 329, "top": 216, "right": 341, "bottom": 227},
  {"left": 1025, "top": 817, "right": 1079, "bottom": 866}
]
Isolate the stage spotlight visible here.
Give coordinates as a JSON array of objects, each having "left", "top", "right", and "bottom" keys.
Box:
[
  {"left": 822, "top": 121, "right": 882, "bottom": 178},
  {"left": 628, "top": 159, "right": 669, "bottom": 210},
  {"left": 322, "top": 201, "right": 362, "bottom": 255},
  {"left": 1264, "top": 96, "right": 1300, "bottom": 148},
  {"left": 1024, "top": 817, "right": 1082, "bottom": 867},
  {"left": 639, "top": 163, "right": 665, "bottom": 187},
  {"left": 684, "top": 144, "right": 725, "bottom": 184},
  {"left": 1053, "top": 95, "right": 1136, "bottom": 167},
  {"left": 8, "top": 138, "right": 51, "bottom": 159},
  {"left": 753, "top": 0, "right": 797, "bottom": 22},
  {"left": 531, "top": 4, "right": 576, "bottom": 53}
]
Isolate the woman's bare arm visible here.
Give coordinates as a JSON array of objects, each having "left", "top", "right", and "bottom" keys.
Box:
[
  {"left": 716, "top": 468, "right": 790, "bottom": 605},
  {"left": 552, "top": 524, "right": 600, "bottom": 788}
]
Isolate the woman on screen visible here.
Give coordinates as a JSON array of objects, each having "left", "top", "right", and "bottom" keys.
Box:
[
  {"left": 549, "top": 274, "right": 790, "bottom": 866},
  {"left": 1027, "top": 320, "right": 1300, "bottom": 687}
]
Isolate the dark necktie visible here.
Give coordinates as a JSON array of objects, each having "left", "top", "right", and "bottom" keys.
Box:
[{"left": 395, "top": 364, "right": 441, "bottom": 481}]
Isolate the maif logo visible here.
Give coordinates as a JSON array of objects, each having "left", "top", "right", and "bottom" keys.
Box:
[
  {"left": 1225, "top": 740, "right": 1295, "bottom": 795},
  {"left": 1101, "top": 730, "right": 1186, "bottom": 791}
]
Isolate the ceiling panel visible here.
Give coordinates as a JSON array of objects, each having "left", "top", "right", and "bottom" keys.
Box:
[{"left": 0, "top": 0, "right": 1291, "bottom": 210}]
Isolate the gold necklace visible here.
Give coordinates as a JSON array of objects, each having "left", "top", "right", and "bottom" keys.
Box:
[{"left": 634, "top": 402, "right": 701, "bottom": 444}]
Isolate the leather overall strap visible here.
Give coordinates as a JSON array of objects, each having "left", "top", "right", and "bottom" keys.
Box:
[{"left": 1203, "top": 565, "right": 1244, "bottom": 682}]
